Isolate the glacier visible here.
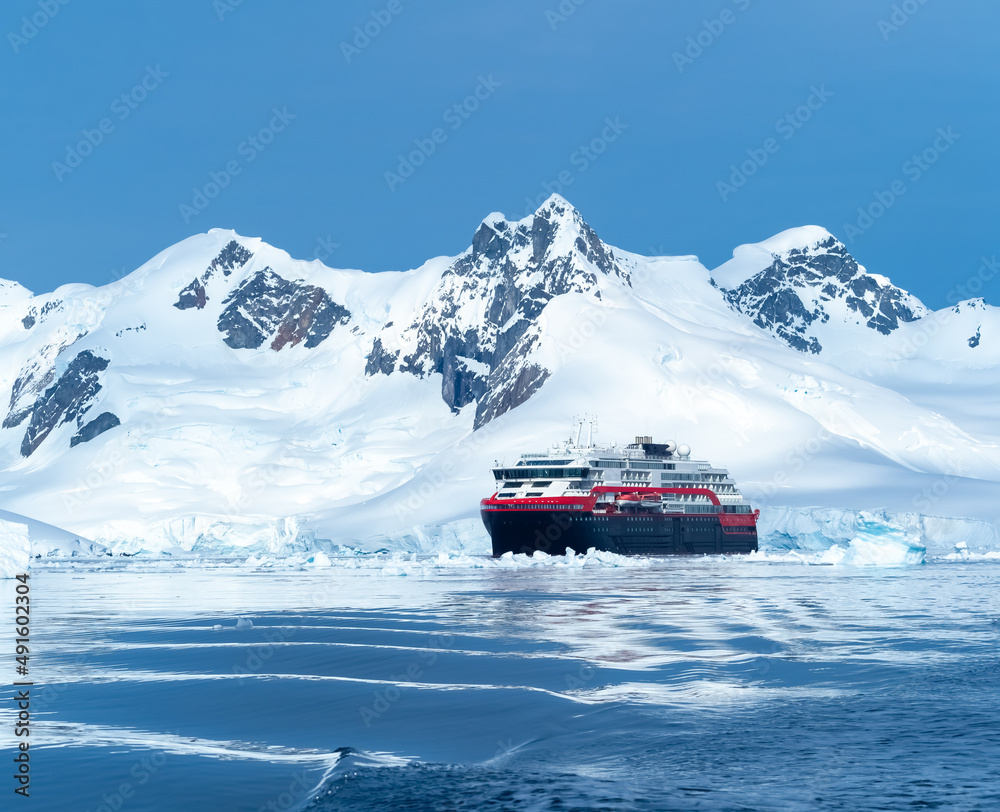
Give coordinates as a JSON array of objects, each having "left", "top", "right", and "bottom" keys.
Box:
[{"left": 3, "top": 505, "right": 996, "bottom": 571}]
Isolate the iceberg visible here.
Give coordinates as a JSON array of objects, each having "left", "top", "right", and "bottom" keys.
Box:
[{"left": 0, "top": 518, "right": 30, "bottom": 578}]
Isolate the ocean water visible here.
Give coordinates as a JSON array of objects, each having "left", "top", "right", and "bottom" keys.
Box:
[{"left": 3, "top": 553, "right": 1000, "bottom": 811}]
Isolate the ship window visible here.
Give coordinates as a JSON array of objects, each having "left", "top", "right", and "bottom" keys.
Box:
[
  {"left": 531, "top": 481, "right": 552, "bottom": 487},
  {"left": 502, "top": 481, "right": 523, "bottom": 489},
  {"left": 495, "top": 467, "right": 588, "bottom": 480},
  {"left": 525, "top": 491, "right": 543, "bottom": 497}
]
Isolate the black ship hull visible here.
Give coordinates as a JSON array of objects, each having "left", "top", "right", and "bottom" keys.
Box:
[{"left": 482, "top": 509, "right": 758, "bottom": 557}]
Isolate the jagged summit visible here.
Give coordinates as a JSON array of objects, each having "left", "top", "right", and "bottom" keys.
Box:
[
  {"left": 712, "top": 225, "right": 835, "bottom": 290},
  {"left": 365, "top": 195, "right": 629, "bottom": 427},
  {"left": 714, "top": 227, "right": 927, "bottom": 354},
  {"left": 467, "top": 193, "right": 624, "bottom": 281}
]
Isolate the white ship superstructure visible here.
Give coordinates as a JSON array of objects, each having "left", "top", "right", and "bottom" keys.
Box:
[{"left": 481, "top": 422, "right": 758, "bottom": 556}]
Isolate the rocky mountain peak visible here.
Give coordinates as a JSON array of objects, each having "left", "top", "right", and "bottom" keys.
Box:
[
  {"left": 366, "top": 196, "right": 628, "bottom": 427},
  {"left": 170, "top": 239, "right": 353, "bottom": 352},
  {"left": 715, "top": 227, "right": 927, "bottom": 354},
  {"left": 469, "top": 194, "right": 623, "bottom": 283}
]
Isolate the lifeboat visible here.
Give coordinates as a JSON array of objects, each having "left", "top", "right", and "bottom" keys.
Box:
[{"left": 615, "top": 493, "right": 643, "bottom": 508}]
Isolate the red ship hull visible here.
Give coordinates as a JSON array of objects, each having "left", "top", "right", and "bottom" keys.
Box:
[{"left": 481, "top": 487, "right": 759, "bottom": 557}]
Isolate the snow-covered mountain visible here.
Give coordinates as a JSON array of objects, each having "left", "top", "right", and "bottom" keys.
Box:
[
  {"left": 715, "top": 226, "right": 928, "bottom": 355},
  {"left": 0, "top": 194, "right": 997, "bottom": 555},
  {"left": 366, "top": 197, "right": 630, "bottom": 428}
]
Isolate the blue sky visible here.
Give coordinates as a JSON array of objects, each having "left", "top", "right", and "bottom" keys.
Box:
[{"left": 2, "top": 0, "right": 998, "bottom": 308}]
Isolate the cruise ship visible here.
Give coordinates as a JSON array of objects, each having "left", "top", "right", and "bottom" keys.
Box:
[{"left": 481, "top": 424, "right": 759, "bottom": 556}]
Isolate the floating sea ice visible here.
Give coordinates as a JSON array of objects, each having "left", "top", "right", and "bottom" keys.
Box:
[
  {"left": 305, "top": 552, "right": 333, "bottom": 567},
  {"left": 844, "top": 524, "right": 926, "bottom": 566},
  {"left": 235, "top": 617, "right": 253, "bottom": 630},
  {"left": 751, "top": 518, "right": 926, "bottom": 566},
  {"left": 814, "top": 531, "right": 925, "bottom": 567},
  {"left": 0, "top": 518, "right": 31, "bottom": 579},
  {"left": 212, "top": 624, "right": 223, "bottom": 631}
]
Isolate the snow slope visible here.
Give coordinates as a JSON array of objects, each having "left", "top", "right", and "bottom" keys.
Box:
[{"left": 0, "top": 195, "right": 997, "bottom": 558}]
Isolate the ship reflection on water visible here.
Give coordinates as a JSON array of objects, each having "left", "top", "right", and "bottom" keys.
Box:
[{"left": 18, "top": 557, "right": 1000, "bottom": 811}]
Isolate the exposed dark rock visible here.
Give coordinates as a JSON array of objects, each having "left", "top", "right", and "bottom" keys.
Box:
[
  {"left": 174, "top": 279, "right": 208, "bottom": 310},
  {"left": 4, "top": 346, "right": 64, "bottom": 429},
  {"left": 70, "top": 411, "right": 121, "bottom": 448},
  {"left": 174, "top": 240, "right": 253, "bottom": 309},
  {"left": 20, "top": 350, "right": 110, "bottom": 457},
  {"left": 475, "top": 329, "right": 550, "bottom": 429},
  {"left": 969, "top": 328, "right": 981, "bottom": 348},
  {"left": 217, "top": 267, "right": 351, "bottom": 351},
  {"left": 21, "top": 300, "right": 64, "bottom": 329},
  {"left": 3, "top": 407, "right": 32, "bottom": 430},
  {"left": 723, "top": 235, "right": 923, "bottom": 353},
  {"left": 376, "top": 197, "right": 622, "bottom": 422},
  {"left": 365, "top": 337, "right": 398, "bottom": 375},
  {"left": 442, "top": 350, "right": 488, "bottom": 412},
  {"left": 474, "top": 363, "right": 549, "bottom": 428},
  {"left": 207, "top": 240, "right": 252, "bottom": 278}
]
